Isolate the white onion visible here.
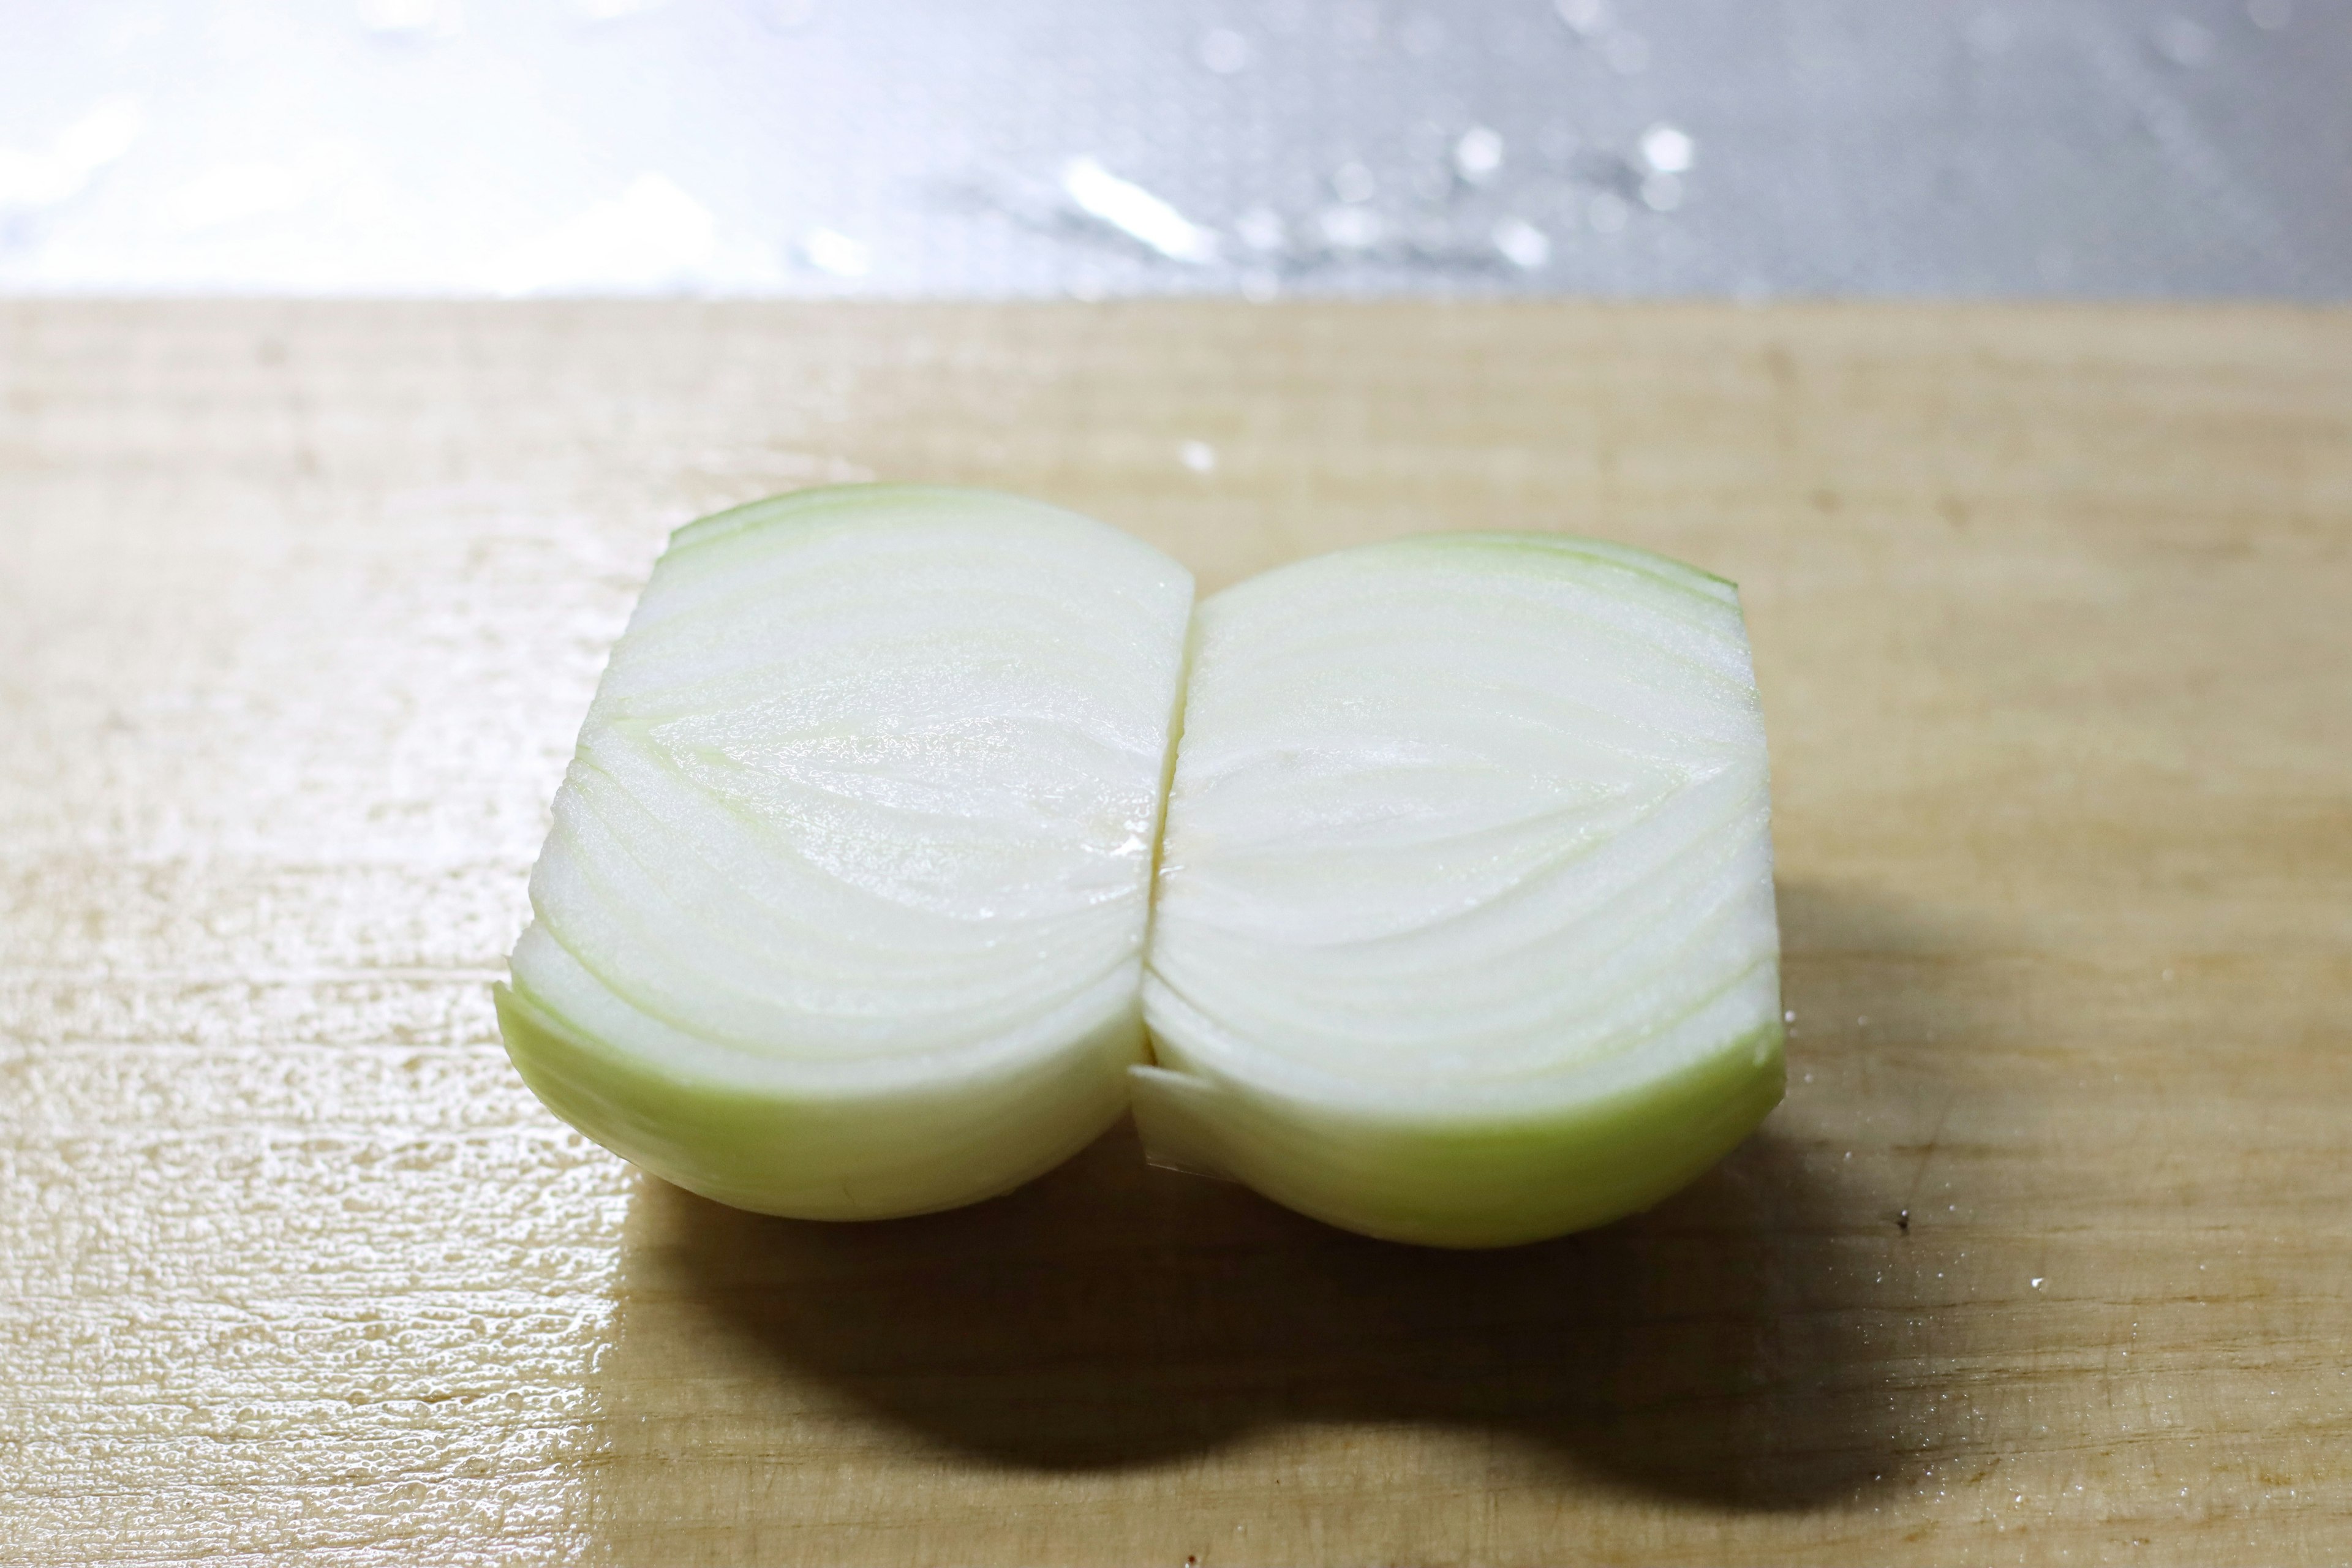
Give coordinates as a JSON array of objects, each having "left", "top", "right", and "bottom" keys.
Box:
[
  {"left": 1134, "top": 533, "right": 1782, "bottom": 1247},
  {"left": 499, "top": 492, "right": 1783, "bottom": 1246},
  {"left": 498, "top": 485, "right": 1193, "bottom": 1218}
]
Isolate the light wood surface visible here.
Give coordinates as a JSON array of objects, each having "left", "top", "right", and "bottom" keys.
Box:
[{"left": 3, "top": 300, "right": 2348, "bottom": 1566}]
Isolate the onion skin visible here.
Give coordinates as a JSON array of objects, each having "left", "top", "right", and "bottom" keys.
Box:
[
  {"left": 1131, "top": 1022, "right": 1783, "bottom": 1248},
  {"left": 497, "top": 979, "right": 1142, "bottom": 1219}
]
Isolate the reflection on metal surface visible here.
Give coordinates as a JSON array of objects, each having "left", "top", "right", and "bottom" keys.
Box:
[
  {"left": 1060, "top": 157, "right": 1223, "bottom": 266},
  {"left": 2152, "top": 14, "right": 2220, "bottom": 66},
  {"left": 165, "top": 161, "right": 326, "bottom": 233},
  {"left": 489, "top": 173, "right": 779, "bottom": 295},
  {"left": 0, "top": 0, "right": 2343, "bottom": 297},
  {"left": 799, "top": 226, "right": 873, "bottom": 277},
  {"left": 356, "top": 0, "right": 464, "bottom": 40},
  {"left": 1453, "top": 126, "right": 1506, "bottom": 187},
  {"left": 1493, "top": 214, "right": 1552, "bottom": 270},
  {"left": 0, "top": 97, "right": 141, "bottom": 219},
  {"left": 1196, "top": 26, "right": 1253, "bottom": 75},
  {"left": 1638, "top": 123, "right": 1695, "bottom": 176}
]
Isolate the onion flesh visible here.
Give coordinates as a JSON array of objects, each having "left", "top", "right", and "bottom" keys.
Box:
[
  {"left": 1134, "top": 533, "right": 1782, "bottom": 1247},
  {"left": 497, "top": 485, "right": 1193, "bottom": 1219}
]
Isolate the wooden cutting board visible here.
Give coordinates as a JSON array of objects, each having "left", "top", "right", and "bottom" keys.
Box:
[{"left": 2, "top": 300, "right": 2347, "bottom": 1567}]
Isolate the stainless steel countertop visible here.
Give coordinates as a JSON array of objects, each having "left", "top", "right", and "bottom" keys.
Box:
[{"left": 2, "top": 0, "right": 2346, "bottom": 299}]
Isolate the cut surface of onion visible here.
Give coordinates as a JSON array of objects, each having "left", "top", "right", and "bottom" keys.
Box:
[
  {"left": 498, "top": 484, "right": 1193, "bottom": 1219},
  {"left": 1136, "top": 533, "right": 1782, "bottom": 1247}
]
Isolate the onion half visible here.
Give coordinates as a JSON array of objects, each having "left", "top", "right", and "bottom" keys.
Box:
[
  {"left": 1135, "top": 533, "right": 1783, "bottom": 1247},
  {"left": 498, "top": 485, "right": 1194, "bottom": 1218}
]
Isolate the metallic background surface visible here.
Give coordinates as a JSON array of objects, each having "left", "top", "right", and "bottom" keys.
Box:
[{"left": 1, "top": 0, "right": 2346, "bottom": 300}]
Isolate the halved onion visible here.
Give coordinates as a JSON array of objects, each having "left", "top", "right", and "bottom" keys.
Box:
[
  {"left": 497, "top": 485, "right": 1194, "bottom": 1218},
  {"left": 1136, "top": 533, "right": 1782, "bottom": 1247}
]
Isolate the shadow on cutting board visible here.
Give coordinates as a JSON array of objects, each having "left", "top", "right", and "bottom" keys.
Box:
[{"left": 580, "top": 881, "right": 1982, "bottom": 1528}]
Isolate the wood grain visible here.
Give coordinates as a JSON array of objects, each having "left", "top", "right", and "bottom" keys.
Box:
[{"left": 2, "top": 300, "right": 2348, "bottom": 1566}]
